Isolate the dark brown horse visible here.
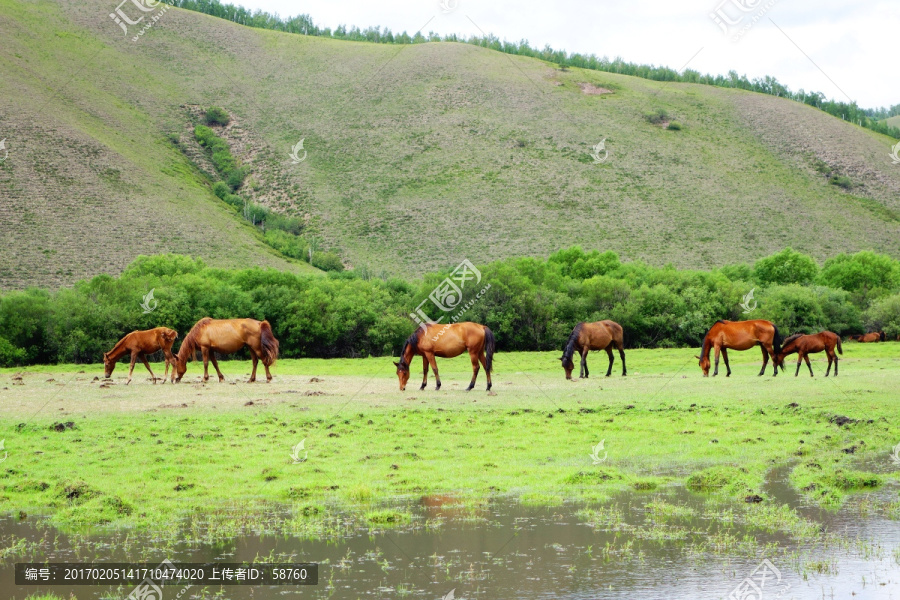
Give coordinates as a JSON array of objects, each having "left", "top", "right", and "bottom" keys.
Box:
[
  {"left": 697, "top": 319, "right": 782, "bottom": 377},
  {"left": 559, "top": 320, "right": 626, "bottom": 379},
  {"left": 776, "top": 331, "right": 842, "bottom": 377},
  {"left": 394, "top": 322, "right": 495, "bottom": 391},
  {"left": 103, "top": 327, "right": 178, "bottom": 384},
  {"left": 174, "top": 318, "right": 279, "bottom": 383},
  {"left": 850, "top": 331, "right": 886, "bottom": 343}
]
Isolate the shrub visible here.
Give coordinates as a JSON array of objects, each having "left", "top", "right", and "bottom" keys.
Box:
[
  {"left": 667, "top": 121, "right": 682, "bottom": 130},
  {"left": 865, "top": 294, "right": 900, "bottom": 338},
  {"left": 645, "top": 108, "right": 669, "bottom": 125},
  {"left": 311, "top": 252, "right": 345, "bottom": 272},
  {"left": 264, "top": 230, "right": 310, "bottom": 261},
  {"left": 818, "top": 251, "right": 900, "bottom": 293},
  {"left": 212, "top": 181, "right": 229, "bottom": 199},
  {"left": 829, "top": 175, "right": 852, "bottom": 189},
  {"left": 753, "top": 247, "right": 818, "bottom": 285},
  {"left": 204, "top": 106, "right": 231, "bottom": 126}
]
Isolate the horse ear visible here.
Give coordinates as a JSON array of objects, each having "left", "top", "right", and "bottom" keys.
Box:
[
  {"left": 393, "top": 361, "right": 400, "bottom": 368},
  {"left": 694, "top": 355, "right": 701, "bottom": 360}
]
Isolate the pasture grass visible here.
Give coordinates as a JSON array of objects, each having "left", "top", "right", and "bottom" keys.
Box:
[{"left": 0, "top": 344, "right": 898, "bottom": 543}]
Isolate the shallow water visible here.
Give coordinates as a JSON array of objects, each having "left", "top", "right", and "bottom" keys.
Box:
[{"left": 2, "top": 474, "right": 899, "bottom": 600}]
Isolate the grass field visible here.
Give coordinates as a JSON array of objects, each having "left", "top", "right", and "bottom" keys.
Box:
[
  {"left": 2, "top": 0, "right": 899, "bottom": 288},
  {"left": 1, "top": 344, "right": 897, "bottom": 543}
]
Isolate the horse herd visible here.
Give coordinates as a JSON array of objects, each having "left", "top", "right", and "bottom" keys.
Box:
[{"left": 102, "top": 316, "right": 893, "bottom": 389}]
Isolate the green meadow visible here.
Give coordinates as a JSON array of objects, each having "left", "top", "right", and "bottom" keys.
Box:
[{"left": 1, "top": 344, "right": 897, "bottom": 542}]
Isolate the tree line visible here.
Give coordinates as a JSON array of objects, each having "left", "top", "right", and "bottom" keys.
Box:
[
  {"left": 1, "top": 248, "right": 898, "bottom": 366},
  {"left": 164, "top": 0, "right": 900, "bottom": 140}
]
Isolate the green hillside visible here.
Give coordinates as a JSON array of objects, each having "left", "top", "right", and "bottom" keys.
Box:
[
  {"left": 883, "top": 115, "right": 900, "bottom": 129},
  {"left": 2, "top": 0, "right": 899, "bottom": 289}
]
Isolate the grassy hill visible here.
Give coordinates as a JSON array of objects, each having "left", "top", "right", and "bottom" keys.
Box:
[
  {"left": 882, "top": 115, "right": 900, "bottom": 130},
  {"left": 2, "top": 0, "right": 899, "bottom": 289}
]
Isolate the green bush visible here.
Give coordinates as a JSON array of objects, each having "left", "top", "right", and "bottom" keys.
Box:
[
  {"left": 212, "top": 181, "right": 230, "bottom": 199},
  {"left": 829, "top": 175, "right": 852, "bottom": 189},
  {"left": 667, "top": 121, "right": 682, "bottom": 130},
  {"left": 645, "top": 108, "right": 669, "bottom": 125},
  {"left": 311, "top": 252, "right": 344, "bottom": 272},
  {"left": 204, "top": 106, "right": 231, "bottom": 126},
  {"left": 865, "top": 294, "right": 900, "bottom": 338},
  {"left": 264, "top": 230, "right": 310, "bottom": 261},
  {"left": 753, "top": 247, "right": 818, "bottom": 285}
]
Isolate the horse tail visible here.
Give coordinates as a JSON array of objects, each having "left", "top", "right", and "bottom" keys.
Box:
[
  {"left": 836, "top": 336, "right": 843, "bottom": 355},
  {"left": 772, "top": 324, "right": 783, "bottom": 356},
  {"left": 259, "top": 320, "right": 280, "bottom": 366},
  {"left": 483, "top": 326, "right": 495, "bottom": 374}
]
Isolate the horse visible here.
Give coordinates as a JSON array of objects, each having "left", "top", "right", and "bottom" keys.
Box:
[
  {"left": 559, "top": 320, "right": 626, "bottom": 379},
  {"left": 174, "top": 318, "right": 279, "bottom": 383},
  {"left": 696, "top": 319, "right": 782, "bottom": 377},
  {"left": 103, "top": 327, "right": 178, "bottom": 384},
  {"left": 775, "top": 331, "right": 842, "bottom": 377},
  {"left": 394, "top": 322, "right": 495, "bottom": 391},
  {"left": 852, "top": 331, "right": 886, "bottom": 343}
]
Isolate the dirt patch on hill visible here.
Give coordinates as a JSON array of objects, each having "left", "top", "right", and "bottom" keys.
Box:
[{"left": 579, "top": 83, "right": 613, "bottom": 95}]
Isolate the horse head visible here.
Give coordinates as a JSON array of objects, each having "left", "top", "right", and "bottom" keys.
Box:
[{"left": 394, "top": 361, "right": 410, "bottom": 391}]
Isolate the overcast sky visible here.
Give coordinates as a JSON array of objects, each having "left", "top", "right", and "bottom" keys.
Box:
[{"left": 230, "top": 0, "right": 896, "bottom": 109}]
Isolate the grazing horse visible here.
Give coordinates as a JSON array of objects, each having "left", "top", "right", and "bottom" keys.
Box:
[
  {"left": 776, "top": 331, "right": 842, "bottom": 377},
  {"left": 851, "top": 331, "right": 886, "bottom": 343},
  {"left": 696, "top": 319, "right": 782, "bottom": 377},
  {"left": 394, "top": 322, "right": 495, "bottom": 391},
  {"left": 174, "top": 318, "right": 279, "bottom": 383},
  {"left": 559, "top": 320, "right": 626, "bottom": 379},
  {"left": 104, "top": 327, "right": 178, "bottom": 384}
]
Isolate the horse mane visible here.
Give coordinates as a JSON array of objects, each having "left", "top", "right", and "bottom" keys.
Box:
[
  {"left": 561, "top": 323, "right": 584, "bottom": 367},
  {"left": 398, "top": 328, "right": 422, "bottom": 370},
  {"left": 105, "top": 334, "right": 131, "bottom": 359},
  {"left": 782, "top": 333, "right": 804, "bottom": 347},
  {"left": 699, "top": 320, "right": 726, "bottom": 361},
  {"left": 177, "top": 317, "right": 212, "bottom": 364}
]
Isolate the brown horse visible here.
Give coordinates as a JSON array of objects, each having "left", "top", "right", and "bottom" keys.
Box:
[
  {"left": 559, "top": 320, "right": 626, "bottom": 379},
  {"left": 775, "top": 331, "right": 842, "bottom": 377},
  {"left": 850, "top": 331, "right": 886, "bottom": 343},
  {"left": 696, "top": 319, "right": 782, "bottom": 377},
  {"left": 174, "top": 318, "right": 279, "bottom": 383},
  {"left": 394, "top": 322, "right": 495, "bottom": 391},
  {"left": 103, "top": 327, "right": 178, "bottom": 384}
]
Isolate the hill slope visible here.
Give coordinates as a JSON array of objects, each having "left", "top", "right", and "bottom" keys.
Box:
[{"left": 1, "top": 0, "right": 899, "bottom": 288}]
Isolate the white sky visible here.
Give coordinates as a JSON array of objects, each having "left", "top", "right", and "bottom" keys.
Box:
[{"left": 230, "top": 0, "right": 897, "bottom": 109}]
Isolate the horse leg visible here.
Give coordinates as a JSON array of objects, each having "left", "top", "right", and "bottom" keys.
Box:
[
  {"left": 804, "top": 353, "right": 813, "bottom": 377},
  {"left": 420, "top": 355, "right": 429, "bottom": 390},
  {"left": 768, "top": 344, "right": 779, "bottom": 376},
  {"left": 140, "top": 354, "right": 157, "bottom": 383},
  {"left": 713, "top": 345, "right": 721, "bottom": 376},
  {"left": 833, "top": 351, "right": 838, "bottom": 377},
  {"left": 825, "top": 350, "right": 833, "bottom": 377},
  {"left": 427, "top": 354, "right": 441, "bottom": 390},
  {"left": 201, "top": 348, "right": 210, "bottom": 383},
  {"left": 126, "top": 350, "right": 139, "bottom": 385},
  {"left": 604, "top": 346, "right": 614, "bottom": 377},
  {"left": 478, "top": 353, "right": 492, "bottom": 391},
  {"left": 618, "top": 346, "right": 627, "bottom": 376},
  {"left": 209, "top": 353, "right": 225, "bottom": 382},
  {"left": 580, "top": 348, "right": 589, "bottom": 379},
  {"left": 249, "top": 349, "right": 259, "bottom": 383},
  {"left": 466, "top": 351, "right": 480, "bottom": 391},
  {"left": 795, "top": 356, "right": 801, "bottom": 377},
  {"left": 721, "top": 348, "right": 732, "bottom": 377},
  {"left": 758, "top": 344, "right": 768, "bottom": 376}
]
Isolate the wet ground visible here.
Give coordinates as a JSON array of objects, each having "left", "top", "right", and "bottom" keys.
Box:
[{"left": 2, "top": 469, "right": 899, "bottom": 600}]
